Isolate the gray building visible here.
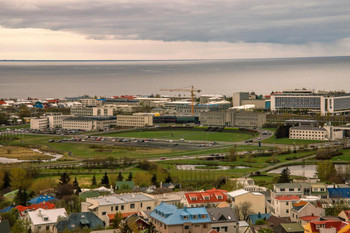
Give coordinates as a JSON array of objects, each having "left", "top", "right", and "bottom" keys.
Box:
[
  {"left": 199, "top": 109, "right": 266, "bottom": 128},
  {"left": 271, "top": 90, "right": 350, "bottom": 116},
  {"left": 207, "top": 207, "right": 239, "bottom": 233}
]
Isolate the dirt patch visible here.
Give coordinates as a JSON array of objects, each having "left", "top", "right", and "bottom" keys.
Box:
[{"left": 0, "top": 146, "right": 53, "bottom": 160}]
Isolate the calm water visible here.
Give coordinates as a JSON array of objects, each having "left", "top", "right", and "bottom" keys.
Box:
[{"left": 0, "top": 57, "right": 350, "bottom": 99}]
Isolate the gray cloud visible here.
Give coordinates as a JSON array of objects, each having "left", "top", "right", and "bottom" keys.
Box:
[{"left": 0, "top": 0, "right": 349, "bottom": 44}]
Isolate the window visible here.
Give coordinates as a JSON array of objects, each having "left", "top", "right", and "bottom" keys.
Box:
[
  {"left": 286, "top": 202, "right": 289, "bottom": 206},
  {"left": 289, "top": 188, "right": 294, "bottom": 191},
  {"left": 116, "top": 206, "right": 119, "bottom": 211},
  {"left": 147, "top": 206, "right": 151, "bottom": 210},
  {"left": 280, "top": 188, "right": 285, "bottom": 191},
  {"left": 184, "top": 226, "right": 190, "bottom": 229},
  {"left": 121, "top": 205, "right": 124, "bottom": 210},
  {"left": 130, "top": 204, "right": 135, "bottom": 209},
  {"left": 102, "top": 212, "right": 106, "bottom": 215},
  {"left": 111, "top": 206, "right": 113, "bottom": 211},
  {"left": 46, "top": 226, "right": 50, "bottom": 230}
]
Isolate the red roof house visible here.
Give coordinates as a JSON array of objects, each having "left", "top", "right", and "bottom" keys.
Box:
[
  {"left": 15, "top": 202, "right": 55, "bottom": 217},
  {"left": 183, "top": 188, "right": 228, "bottom": 207}
]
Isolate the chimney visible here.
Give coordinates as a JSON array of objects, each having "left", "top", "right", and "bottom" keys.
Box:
[{"left": 132, "top": 193, "right": 135, "bottom": 198}]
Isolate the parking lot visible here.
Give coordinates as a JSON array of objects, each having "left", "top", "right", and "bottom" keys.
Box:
[{"left": 49, "top": 135, "right": 224, "bottom": 151}]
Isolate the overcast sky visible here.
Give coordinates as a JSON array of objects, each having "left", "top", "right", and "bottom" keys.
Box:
[{"left": 1, "top": 0, "right": 350, "bottom": 59}]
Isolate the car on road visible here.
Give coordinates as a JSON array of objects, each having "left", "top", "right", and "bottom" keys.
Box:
[
  {"left": 160, "top": 157, "right": 166, "bottom": 160},
  {"left": 245, "top": 139, "right": 253, "bottom": 143}
]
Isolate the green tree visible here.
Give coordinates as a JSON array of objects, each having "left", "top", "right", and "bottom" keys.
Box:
[
  {"left": 59, "top": 172, "right": 71, "bottom": 185},
  {"left": 10, "top": 218, "right": 31, "bottom": 233},
  {"left": 317, "top": 161, "right": 337, "bottom": 183},
  {"left": 117, "top": 172, "right": 124, "bottom": 181},
  {"left": 277, "top": 167, "right": 291, "bottom": 183},
  {"left": 14, "top": 187, "right": 29, "bottom": 206},
  {"left": 56, "top": 173, "right": 74, "bottom": 199},
  {"left": 151, "top": 174, "right": 157, "bottom": 186},
  {"left": 165, "top": 174, "right": 172, "bottom": 183},
  {"left": 111, "top": 212, "right": 123, "bottom": 228},
  {"left": 92, "top": 174, "right": 97, "bottom": 186},
  {"left": 73, "top": 177, "right": 81, "bottom": 194},
  {"left": 2, "top": 171, "right": 10, "bottom": 190},
  {"left": 101, "top": 172, "right": 110, "bottom": 187},
  {"left": 127, "top": 172, "right": 133, "bottom": 181},
  {"left": 227, "top": 147, "right": 237, "bottom": 161}
]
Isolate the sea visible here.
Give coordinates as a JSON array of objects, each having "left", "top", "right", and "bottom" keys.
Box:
[{"left": 0, "top": 56, "right": 350, "bottom": 99}]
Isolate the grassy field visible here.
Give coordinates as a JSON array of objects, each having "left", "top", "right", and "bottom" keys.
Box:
[
  {"left": 98, "top": 129, "right": 255, "bottom": 142},
  {"left": 0, "top": 145, "right": 53, "bottom": 160},
  {"left": 331, "top": 149, "right": 350, "bottom": 162},
  {"left": 262, "top": 136, "right": 322, "bottom": 145}
]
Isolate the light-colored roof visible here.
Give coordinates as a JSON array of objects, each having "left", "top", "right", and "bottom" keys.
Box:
[
  {"left": 91, "top": 196, "right": 126, "bottom": 206},
  {"left": 228, "top": 189, "right": 263, "bottom": 197},
  {"left": 117, "top": 193, "right": 154, "bottom": 202},
  {"left": 227, "top": 189, "right": 249, "bottom": 197},
  {"left": 238, "top": 221, "right": 249, "bottom": 227},
  {"left": 28, "top": 208, "right": 67, "bottom": 226}
]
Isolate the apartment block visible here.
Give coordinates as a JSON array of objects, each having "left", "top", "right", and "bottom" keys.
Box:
[{"left": 116, "top": 115, "right": 153, "bottom": 127}]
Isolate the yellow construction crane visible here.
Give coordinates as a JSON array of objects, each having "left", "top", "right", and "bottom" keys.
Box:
[{"left": 160, "top": 86, "right": 201, "bottom": 115}]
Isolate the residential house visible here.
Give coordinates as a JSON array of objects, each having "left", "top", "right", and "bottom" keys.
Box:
[
  {"left": 273, "top": 223, "right": 304, "bottom": 233},
  {"left": 265, "top": 215, "right": 291, "bottom": 228},
  {"left": 28, "top": 195, "right": 56, "bottom": 205},
  {"left": 27, "top": 208, "right": 67, "bottom": 233},
  {"left": 181, "top": 188, "right": 228, "bottom": 208},
  {"left": 229, "top": 178, "right": 267, "bottom": 192},
  {"left": 150, "top": 203, "right": 211, "bottom": 233},
  {"left": 81, "top": 193, "right": 155, "bottom": 227},
  {"left": 153, "top": 192, "right": 184, "bottom": 206},
  {"left": 124, "top": 214, "right": 150, "bottom": 231},
  {"left": 271, "top": 183, "right": 311, "bottom": 199},
  {"left": 304, "top": 220, "right": 349, "bottom": 233},
  {"left": 338, "top": 210, "right": 350, "bottom": 221},
  {"left": 290, "top": 201, "right": 325, "bottom": 223},
  {"left": 55, "top": 212, "right": 104, "bottom": 233},
  {"left": 270, "top": 195, "right": 300, "bottom": 217},
  {"left": 298, "top": 216, "right": 320, "bottom": 226},
  {"left": 310, "top": 183, "right": 327, "bottom": 199},
  {"left": 207, "top": 207, "right": 239, "bottom": 233},
  {"left": 227, "top": 189, "right": 266, "bottom": 214},
  {"left": 327, "top": 185, "right": 350, "bottom": 201},
  {"left": 238, "top": 221, "right": 253, "bottom": 233},
  {"left": 160, "top": 182, "right": 182, "bottom": 190},
  {"left": 16, "top": 202, "right": 56, "bottom": 218}
]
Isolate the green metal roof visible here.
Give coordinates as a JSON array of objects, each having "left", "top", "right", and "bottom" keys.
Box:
[{"left": 280, "top": 223, "right": 304, "bottom": 232}]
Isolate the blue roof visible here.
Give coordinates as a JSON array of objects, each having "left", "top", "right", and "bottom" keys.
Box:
[
  {"left": 97, "top": 98, "right": 106, "bottom": 101},
  {"left": 327, "top": 188, "right": 350, "bottom": 198},
  {"left": 248, "top": 213, "right": 271, "bottom": 224},
  {"left": 0, "top": 206, "right": 14, "bottom": 213},
  {"left": 29, "top": 195, "right": 56, "bottom": 204},
  {"left": 150, "top": 203, "right": 210, "bottom": 225}
]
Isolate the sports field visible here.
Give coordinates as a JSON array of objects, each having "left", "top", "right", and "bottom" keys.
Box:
[{"left": 99, "top": 129, "right": 255, "bottom": 142}]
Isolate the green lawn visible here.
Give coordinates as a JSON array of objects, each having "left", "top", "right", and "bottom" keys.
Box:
[
  {"left": 331, "top": 149, "right": 350, "bottom": 162},
  {"left": 98, "top": 129, "right": 255, "bottom": 142},
  {"left": 262, "top": 136, "right": 322, "bottom": 145}
]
